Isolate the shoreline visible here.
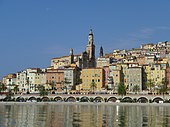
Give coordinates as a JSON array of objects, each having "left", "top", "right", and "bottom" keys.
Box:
[{"left": 0, "top": 102, "right": 170, "bottom": 106}]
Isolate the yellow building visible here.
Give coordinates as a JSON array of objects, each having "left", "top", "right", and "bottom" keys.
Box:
[
  {"left": 81, "top": 68, "right": 104, "bottom": 91},
  {"left": 143, "top": 63, "right": 166, "bottom": 91}
]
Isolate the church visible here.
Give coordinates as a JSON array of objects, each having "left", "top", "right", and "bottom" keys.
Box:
[{"left": 51, "top": 29, "right": 97, "bottom": 69}]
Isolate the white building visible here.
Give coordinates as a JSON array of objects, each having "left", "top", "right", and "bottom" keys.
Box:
[
  {"left": 63, "top": 66, "right": 81, "bottom": 91},
  {"left": 16, "top": 68, "right": 46, "bottom": 93},
  {"left": 2, "top": 74, "right": 16, "bottom": 90},
  {"left": 16, "top": 70, "right": 27, "bottom": 92}
]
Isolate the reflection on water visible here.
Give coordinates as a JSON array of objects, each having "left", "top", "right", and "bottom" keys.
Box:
[{"left": 0, "top": 103, "right": 170, "bottom": 127}]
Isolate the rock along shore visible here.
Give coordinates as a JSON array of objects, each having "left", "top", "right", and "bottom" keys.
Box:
[{"left": 0, "top": 102, "right": 170, "bottom": 107}]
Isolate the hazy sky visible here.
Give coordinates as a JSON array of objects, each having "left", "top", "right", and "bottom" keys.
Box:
[{"left": 1, "top": 1, "right": 170, "bottom": 79}]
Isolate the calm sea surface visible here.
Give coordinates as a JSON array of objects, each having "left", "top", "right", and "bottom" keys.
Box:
[{"left": 0, "top": 103, "right": 169, "bottom": 127}]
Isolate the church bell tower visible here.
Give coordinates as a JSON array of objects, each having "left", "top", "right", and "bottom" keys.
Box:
[
  {"left": 86, "top": 29, "right": 95, "bottom": 60},
  {"left": 85, "top": 29, "right": 96, "bottom": 68}
]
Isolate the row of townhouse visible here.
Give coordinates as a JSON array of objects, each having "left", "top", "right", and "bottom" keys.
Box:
[
  {"left": 87, "top": 60, "right": 168, "bottom": 93},
  {"left": 91, "top": 41, "right": 170, "bottom": 93},
  {"left": 2, "top": 65, "right": 81, "bottom": 93},
  {"left": 16, "top": 68, "right": 46, "bottom": 93},
  {"left": 3, "top": 62, "right": 168, "bottom": 93}
]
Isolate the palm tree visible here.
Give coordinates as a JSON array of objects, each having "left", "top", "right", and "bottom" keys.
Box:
[
  {"left": 76, "top": 78, "right": 82, "bottom": 93},
  {"left": 38, "top": 85, "right": 48, "bottom": 96},
  {"left": 63, "top": 78, "right": 71, "bottom": 93},
  {"left": 76, "top": 78, "right": 82, "bottom": 85},
  {"left": 49, "top": 81, "right": 55, "bottom": 93},
  {"left": 0, "top": 83, "right": 7, "bottom": 94},
  {"left": 6, "top": 89, "right": 14, "bottom": 101},
  {"left": 142, "top": 71, "right": 148, "bottom": 90},
  {"left": 90, "top": 81, "right": 97, "bottom": 93},
  {"left": 133, "top": 85, "right": 140, "bottom": 94},
  {"left": 13, "top": 85, "right": 19, "bottom": 94},
  {"left": 26, "top": 77, "right": 30, "bottom": 93},
  {"left": 147, "top": 79, "right": 154, "bottom": 93},
  {"left": 118, "top": 82, "right": 126, "bottom": 97},
  {"left": 160, "top": 78, "right": 168, "bottom": 97}
]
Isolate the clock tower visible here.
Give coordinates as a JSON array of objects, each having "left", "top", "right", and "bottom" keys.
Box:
[
  {"left": 85, "top": 29, "right": 96, "bottom": 68},
  {"left": 86, "top": 29, "right": 95, "bottom": 60}
]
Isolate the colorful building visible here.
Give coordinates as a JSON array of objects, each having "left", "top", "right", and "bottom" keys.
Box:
[
  {"left": 81, "top": 68, "right": 104, "bottom": 91},
  {"left": 143, "top": 63, "right": 166, "bottom": 92},
  {"left": 2, "top": 74, "right": 16, "bottom": 90},
  {"left": 126, "top": 66, "right": 142, "bottom": 92},
  {"left": 109, "top": 64, "right": 122, "bottom": 91},
  {"left": 46, "top": 69, "right": 64, "bottom": 91}
]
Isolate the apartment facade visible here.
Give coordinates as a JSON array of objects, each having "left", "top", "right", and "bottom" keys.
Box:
[
  {"left": 109, "top": 65, "right": 122, "bottom": 91},
  {"left": 46, "top": 69, "right": 64, "bottom": 91},
  {"left": 126, "top": 67, "right": 142, "bottom": 92},
  {"left": 2, "top": 74, "right": 16, "bottom": 90},
  {"left": 143, "top": 63, "right": 166, "bottom": 91},
  {"left": 81, "top": 68, "right": 104, "bottom": 91}
]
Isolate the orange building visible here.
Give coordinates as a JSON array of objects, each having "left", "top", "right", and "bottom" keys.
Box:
[{"left": 46, "top": 69, "right": 64, "bottom": 91}]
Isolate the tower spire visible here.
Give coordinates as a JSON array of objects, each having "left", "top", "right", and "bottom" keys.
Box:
[
  {"left": 70, "top": 48, "right": 73, "bottom": 55},
  {"left": 89, "top": 29, "right": 93, "bottom": 35},
  {"left": 100, "top": 46, "right": 104, "bottom": 57},
  {"left": 86, "top": 29, "right": 95, "bottom": 60},
  {"left": 70, "top": 48, "right": 74, "bottom": 64},
  {"left": 88, "top": 29, "right": 93, "bottom": 45}
]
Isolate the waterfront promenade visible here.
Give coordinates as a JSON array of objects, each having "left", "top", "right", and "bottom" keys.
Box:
[{"left": 1, "top": 93, "right": 170, "bottom": 103}]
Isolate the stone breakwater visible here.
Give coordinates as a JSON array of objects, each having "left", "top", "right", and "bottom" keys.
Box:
[
  {"left": 0, "top": 102, "right": 170, "bottom": 107},
  {"left": 1, "top": 94, "right": 170, "bottom": 103}
]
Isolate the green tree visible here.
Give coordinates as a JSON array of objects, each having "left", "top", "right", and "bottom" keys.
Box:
[
  {"left": 26, "top": 77, "right": 30, "bottom": 93},
  {"left": 49, "top": 81, "right": 56, "bottom": 93},
  {"left": 90, "top": 81, "right": 97, "bottom": 93},
  {"left": 62, "top": 78, "right": 71, "bottom": 93},
  {"left": 76, "top": 78, "right": 82, "bottom": 93},
  {"left": 76, "top": 78, "right": 82, "bottom": 85},
  {"left": 133, "top": 85, "right": 140, "bottom": 94},
  {"left": 147, "top": 79, "right": 154, "bottom": 92},
  {"left": 160, "top": 78, "right": 168, "bottom": 97},
  {"left": 118, "top": 82, "right": 126, "bottom": 97},
  {"left": 0, "top": 83, "right": 7, "bottom": 94},
  {"left": 13, "top": 85, "right": 19, "bottom": 94},
  {"left": 6, "top": 89, "right": 14, "bottom": 101},
  {"left": 142, "top": 71, "right": 148, "bottom": 90},
  {"left": 38, "top": 85, "right": 48, "bottom": 96}
]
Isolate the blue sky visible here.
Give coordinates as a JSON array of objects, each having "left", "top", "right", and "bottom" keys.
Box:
[{"left": 1, "top": 1, "right": 170, "bottom": 79}]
